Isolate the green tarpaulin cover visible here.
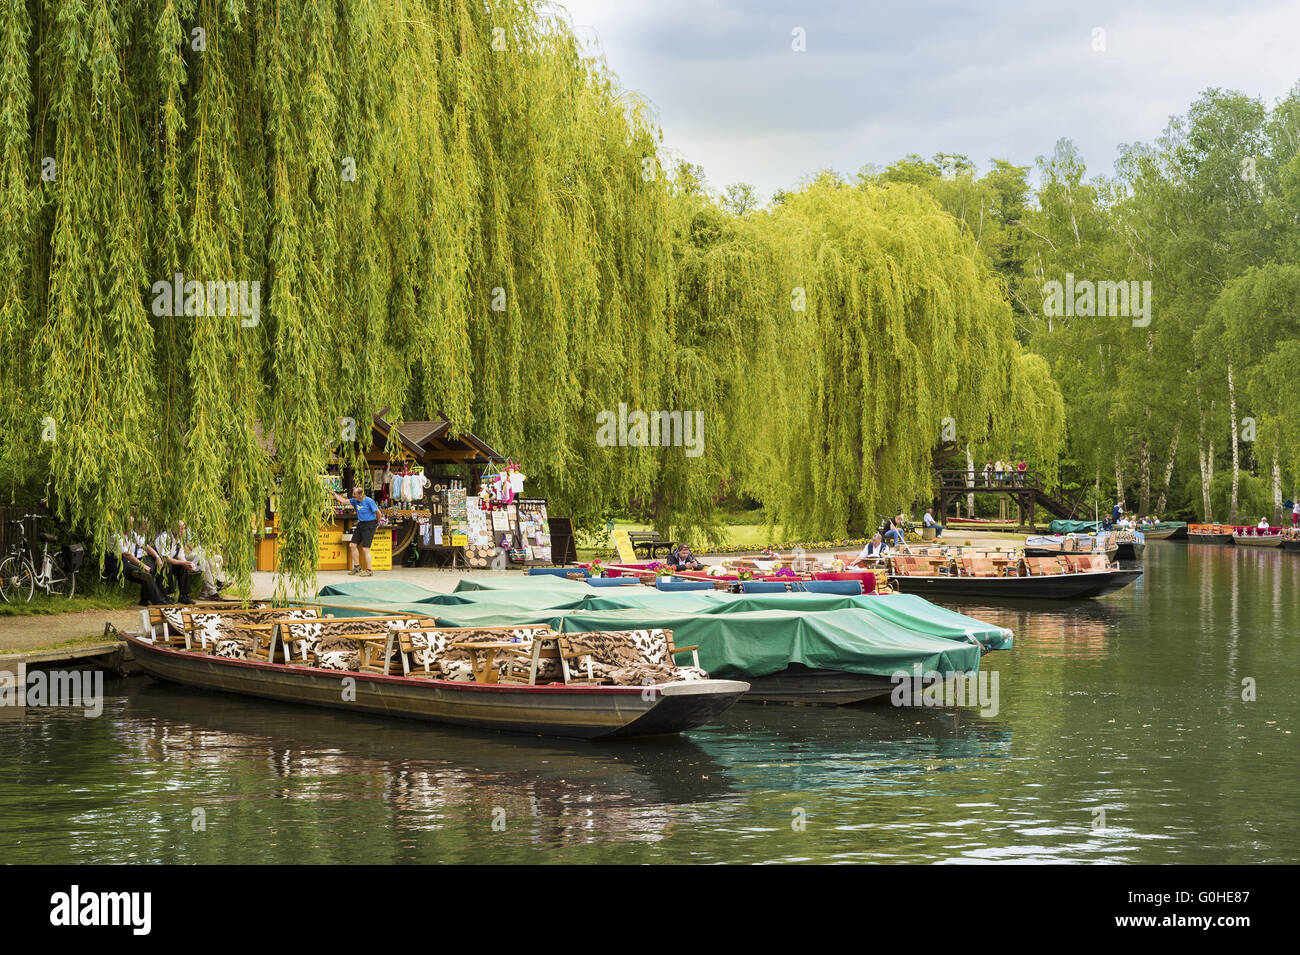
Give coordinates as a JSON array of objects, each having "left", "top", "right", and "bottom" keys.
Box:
[
  {"left": 314, "top": 578, "right": 1011, "bottom": 679},
  {"left": 1048, "top": 520, "right": 1099, "bottom": 534}
]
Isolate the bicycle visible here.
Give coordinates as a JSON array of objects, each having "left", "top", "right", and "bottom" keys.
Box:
[{"left": 0, "top": 514, "right": 78, "bottom": 603}]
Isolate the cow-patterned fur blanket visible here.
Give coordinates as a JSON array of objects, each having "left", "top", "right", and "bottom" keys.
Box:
[
  {"left": 406, "top": 627, "right": 555, "bottom": 681},
  {"left": 560, "top": 629, "right": 708, "bottom": 685}
]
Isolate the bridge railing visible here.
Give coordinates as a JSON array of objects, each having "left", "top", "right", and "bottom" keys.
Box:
[{"left": 936, "top": 468, "right": 1047, "bottom": 490}]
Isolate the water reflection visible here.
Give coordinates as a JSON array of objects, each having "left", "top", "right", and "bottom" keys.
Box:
[
  {"left": 118, "top": 682, "right": 741, "bottom": 851},
  {"left": 3, "top": 541, "right": 1299, "bottom": 863}
]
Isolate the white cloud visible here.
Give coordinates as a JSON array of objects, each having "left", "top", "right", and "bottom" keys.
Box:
[{"left": 556, "top": 0, "right": 1300, "bottom": 198}]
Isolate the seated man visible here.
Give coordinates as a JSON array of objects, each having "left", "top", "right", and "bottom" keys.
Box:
[
  {"left": 882, "top": 515, "right": 904, "bottom": 547},
  {"left": 850, "top": 533, "right": 889, "bottom": 567},
  {"left": 666, "top": 543, "right": 704, "bottom": 573},
  {"left": 113, "top": 522, "right": 168, "bottom": 606},
  {"left": 154, "top": 521, "right": 198, "bottom": 602},
  {"left": 922, "top": 508, "right": 943, "bottom": 538}
]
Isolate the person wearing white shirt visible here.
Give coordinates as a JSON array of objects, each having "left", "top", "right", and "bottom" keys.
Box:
[
  {"left": 922, "top": 508, "right": 943, "bottom": 539},
  {"left": 154, "top": 521, "right": 200, "bottom": 602},
  {"left": 850, "top": 534, "right": 889, "bottom": 567},
  {"left": 114, "top": 520, "right": 167, "bottom": 605},
  {"left": 1258, "top": 518, "right": 1270, "bottom": 530}
]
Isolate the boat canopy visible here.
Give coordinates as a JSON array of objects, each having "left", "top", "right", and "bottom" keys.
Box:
[
  {"left": 315, "top": 577, "right": 1012, "bottom": 680},
  {"left": 1047, "top": 520, "right": 1099, "bottom": 534}
]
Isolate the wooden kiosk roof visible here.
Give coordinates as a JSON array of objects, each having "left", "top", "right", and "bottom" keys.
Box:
[{"left": 370, "top": 412, "right": 501, "bottom": 467}]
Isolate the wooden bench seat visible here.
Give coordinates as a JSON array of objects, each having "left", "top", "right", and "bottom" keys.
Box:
[{"left": 557, "top": 628, "right": 706, "bottom": 686}]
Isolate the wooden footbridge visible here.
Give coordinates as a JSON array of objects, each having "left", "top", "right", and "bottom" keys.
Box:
[{"left": 933, "top": 468, "right": 1079, "bottom": 530}]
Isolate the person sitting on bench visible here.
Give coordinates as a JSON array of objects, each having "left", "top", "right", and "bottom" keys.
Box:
[
  {"left": 882, "top": 515, "right": 905, "bottom": 547},
  {"left": 666, "top": 543, "right": 704, "bottom": 572},
  {"left": 154, "top": 521, "right": 198, "bottom": 602},
  {"left": 113, "top": 521, "right": 168, "bottom": 606},
  {"left": 923, "top": 508, "right": 943, "bottom": 538}
]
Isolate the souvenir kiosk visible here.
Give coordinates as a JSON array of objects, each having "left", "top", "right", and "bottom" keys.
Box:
[{"left": 255, "top": 414, "right": 555, "bottom": 571}]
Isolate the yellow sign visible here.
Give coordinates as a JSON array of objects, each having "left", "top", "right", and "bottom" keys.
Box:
[
  {"left": 612, "top": 529, "right": 637, "bottom": 564},
  {"left": 316, "top": 520, "right": 392, "bottom": 570},
  {"left": 451, "top": 533, "right": 468, "bottom": 547}
]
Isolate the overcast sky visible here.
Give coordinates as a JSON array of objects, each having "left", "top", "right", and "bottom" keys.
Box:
[{"left": 556, "top": 0, "right": 1300, "bottom": 198}]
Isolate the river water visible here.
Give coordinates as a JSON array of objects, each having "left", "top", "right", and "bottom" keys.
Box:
[{"left": 1, "top": 542, "right": 1296, "bottom": 864}]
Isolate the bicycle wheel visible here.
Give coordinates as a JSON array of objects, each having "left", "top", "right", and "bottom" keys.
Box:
[
  {"left": 0, "top": 555, "right": 35, "bottom": 603},
  {"left": 46, "top": 555, "right": 76, "bottom": 599}
]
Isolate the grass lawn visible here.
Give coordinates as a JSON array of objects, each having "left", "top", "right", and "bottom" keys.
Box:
[
  {"left": 575, "top": 518, "right": 788, "bottom": 561},
  {"left": 0, "top": 582, "right": 137, "bottom": 618}
]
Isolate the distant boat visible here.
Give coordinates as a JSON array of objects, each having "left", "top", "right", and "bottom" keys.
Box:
[
  {"left": 1140, "top": 522, "right": 1187, "bottom": 540},
  {"left": 888, "top": 553, "right": 1141, "bottom": 600},
  {"left": 1023, "top": 534, "right": 1119, "bottom": 562},
  {"left": 1189, "top": 523, "right": 1235, "bottom": 544},
  {"left": 1232, "top": 527, "right": 1283, "bottom": 548},
  {"left": 1112, "top": 530, "right": 1146, "bottom": 560}
]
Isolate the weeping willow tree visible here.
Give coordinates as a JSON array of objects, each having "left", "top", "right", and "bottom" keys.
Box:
[
  {"left": 2, "top": 0, "right": 1063, "bottom": 589},
  {"left": 732, "top": 176, "right": 1062, "bottom": 538},
  {"left": 0, "top": 0, "right": 673, "bottom": 594}
]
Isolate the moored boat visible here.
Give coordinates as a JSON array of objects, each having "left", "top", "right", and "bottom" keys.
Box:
[
  {"left": 1023, "top": 534, "right": 1118, "bottom": 562},
  {"left": 887, "top": 552, "right": 1141, "bottom": 600},
  {"left": 1112, "top": 530, "right": 1146, "bottom": 560},
  {"left": 1189, "top": 523, "right": 1235, "bottom": 544},
  {"left": 318, "top": 577, "right": 1012, "bottom": 708},
  {"left": 117, "top": 625, "right": 749, "bottom": 740},
  {"left": 1232, "top": 527, "right": 1284, "bottom": 547},
  {"left": 1140, "top": 522, "right": 1187, "bottom": 540}
]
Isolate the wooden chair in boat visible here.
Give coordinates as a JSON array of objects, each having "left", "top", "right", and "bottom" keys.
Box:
[
  {"left": 1024, "top": 556, "right": 1065, "bottom": 576},
  {"left": 958, "top": 556, "right": 1005, "bottom": 577},
  {"left": 141, "top": 601, "right": 267, "bottom": 646},
  {"left": 271, "top": 615, "right": 437, "bottom": 672},
  {"left": 180, "top": 607, "right": 317, "bottom": 652},
  {"left": 387, "top": 625, "right": 558, "bottom": 681}
]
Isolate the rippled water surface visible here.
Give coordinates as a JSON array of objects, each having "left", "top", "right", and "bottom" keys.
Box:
[{"left": 2, "top": 543, "right": 1296, "bottom": 863}]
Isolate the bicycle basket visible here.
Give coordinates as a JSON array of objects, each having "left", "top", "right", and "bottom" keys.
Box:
[{"left": 62, "top": 543, "right": 85, "bottom": 572}]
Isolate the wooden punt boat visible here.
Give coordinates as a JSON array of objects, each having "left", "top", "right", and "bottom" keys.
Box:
[
  {"left": 1140, "top": 522, "right": 1187, "bottom": 540},
  {"left": 1282, "top": 537, "right": 1300, "bottom": 551},
  {"left": 1114, "top": 536, "right": 1145, "bottom": 560},
  {"left": 120, "top": 630, "right": 749, "bottom": 740},
  {"left": 890, "top": 569, "right": 1141, "bottom": 599},
  {"left": 1023, "top": 536, "right": 1119, "bottom": 562},
  {"left": 1232, "top": 529, "right": 1283, "bottom": 547},
  {"left": 1189, "top": 523, "right": 1235, "bottom": 544}
]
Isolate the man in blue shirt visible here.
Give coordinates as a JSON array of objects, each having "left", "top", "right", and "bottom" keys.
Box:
[{"left": 333, "top": 486, "right": 380, "bottom": 576}]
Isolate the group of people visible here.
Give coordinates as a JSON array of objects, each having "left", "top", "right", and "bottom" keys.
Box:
[
  {"left": 112, "top": 518, "right": 229, "bottom": 606},
  {"left": 981, "top": 459, "right": 1028, "bottom": 486},
  {"left": 848, "top": 508, "right": 943, "bottom": 567}
]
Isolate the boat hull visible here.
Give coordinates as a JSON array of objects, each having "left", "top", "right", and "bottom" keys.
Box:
[
  {"left": 125, "top": 634, "right": 748, "bottom": 740},
  {"left": 1282, "top": 539, "right": 1300, "bottom": 552},
  {"left": 1142, "top": 525, "right": 1187, "bottom": 540},
  {"left": 741, "top": 664, "right": 897, "bottom": 705},
  {"left": 1115, "top": 541, "right": 1146, "bottom": 560},
  {"left": 1189, "top": 533, "right": 1234, "bottom": 544},
  {"left": 1232, "top": 535, "right": 1283, "bottom": 548},
  {"left": 891, "top": 569, "right": 1142, "bottom": 600}
]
